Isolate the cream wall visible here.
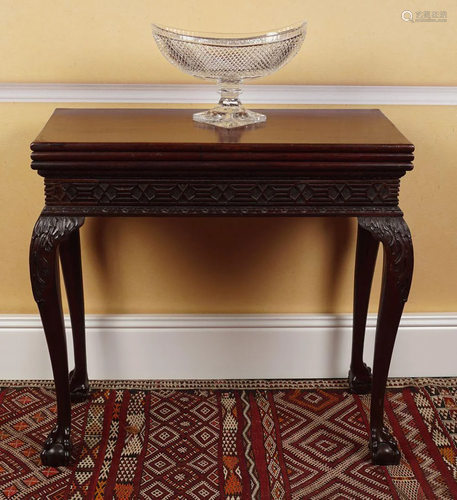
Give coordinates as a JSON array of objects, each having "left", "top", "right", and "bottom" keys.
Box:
[{"left": 1, "top": 1, "right": 456, "bottom": 315}]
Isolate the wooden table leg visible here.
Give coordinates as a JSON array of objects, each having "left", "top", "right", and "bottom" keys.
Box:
[
  {"left": 30, "top": 214, "right": 85, "bottom": 466},
  {"left": 60, "top": 228, "right": 90, "bottom": 403},
  {"left": 349, "top": 221, "right": 379, "bottom": 394},
  {"left": 358, "top": 216, "right": 413, "bottom": 465}
]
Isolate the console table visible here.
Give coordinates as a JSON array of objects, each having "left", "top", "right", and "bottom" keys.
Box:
[{"left": 30, "top": 108, "right": 414, "bottom": 467}]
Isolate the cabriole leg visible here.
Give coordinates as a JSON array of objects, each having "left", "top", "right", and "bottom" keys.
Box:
[
  {"left": 349, "top": 222, "right": 380, "bottom": 394},
  {"left": 358, "top": 216, "right": 413, "bottom": 465},
  {"left": 30, "top": 215, "right": 85, "bottom": 466},
  {"left": 60, "top": 229, "right": 90, "bottom": 403}
]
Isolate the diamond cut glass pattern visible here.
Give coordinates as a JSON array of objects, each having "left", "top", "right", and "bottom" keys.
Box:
[{"left": 152, "top": 22, "right": 307, "bottom": 128}]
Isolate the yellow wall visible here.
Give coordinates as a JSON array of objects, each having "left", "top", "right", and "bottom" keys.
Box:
[
  {"left": 1, "top": 0, "right": 456, "bottom": 85},
  {"left": 1, "top": 1, "right": 456, "bottom": 314}
]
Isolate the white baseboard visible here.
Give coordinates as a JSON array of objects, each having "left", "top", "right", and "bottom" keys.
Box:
[
  {"left": 0, "top": 313, "right": 455, "bottom": 380},
  {"left": 1, "top": 83, "right": 456, "bottom": 105}
]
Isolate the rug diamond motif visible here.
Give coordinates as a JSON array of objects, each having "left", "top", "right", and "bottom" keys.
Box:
[
  {"left": 163, "top": 466, "right": 199, "bottom": 491},
  {"left": 147, "top": 452, "right": 176, "bottom": 475},
  {"left": 167, "top": 437, "right": 200, "bottom": 462}
]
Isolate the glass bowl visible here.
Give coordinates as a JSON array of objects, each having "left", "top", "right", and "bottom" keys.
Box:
[{"left": 151, "top": 21, "right": 307, "bottom": 128}]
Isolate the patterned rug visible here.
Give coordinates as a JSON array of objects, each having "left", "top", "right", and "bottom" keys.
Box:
[{"left": 0, "top": 378, "right": 456, "bottom": 499}]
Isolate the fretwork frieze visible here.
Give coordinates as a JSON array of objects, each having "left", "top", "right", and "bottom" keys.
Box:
[{"left": 45, "top": 179, "right": 400, "bottom": 207}]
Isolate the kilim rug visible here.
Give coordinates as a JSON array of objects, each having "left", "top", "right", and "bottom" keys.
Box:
[{"left": 0, "top": 378, "right": 456, "bottom": 499}]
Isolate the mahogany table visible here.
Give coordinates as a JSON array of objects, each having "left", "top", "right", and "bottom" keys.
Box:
[{"left": 30, "top": 108, "right": 414, "bottom": 467}]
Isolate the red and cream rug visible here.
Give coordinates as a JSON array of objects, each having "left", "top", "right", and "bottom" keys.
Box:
[{"left": 0, "top": 378, "right": 456, "bottom": 499}]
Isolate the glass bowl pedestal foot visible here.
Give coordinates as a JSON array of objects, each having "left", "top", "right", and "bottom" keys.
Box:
[{"left": 193, "top": 82, "right": 266, "bottom": 129}]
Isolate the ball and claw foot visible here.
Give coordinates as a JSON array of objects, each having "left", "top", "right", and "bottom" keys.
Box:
[
  {"left": 348, "top": 363, "right": 372, "bottom": 394},
  {"left": 370, "top": 427, "right": 401, "bottom": 465},
  {"left": 41, "top": 425, "right": 72, "bottom": 467},
  {"left": 69, "top": 369, "right": 91, "bottom": 403}
]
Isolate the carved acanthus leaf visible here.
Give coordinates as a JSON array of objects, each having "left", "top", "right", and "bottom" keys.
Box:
[
  {"left": 30, "top": 216, "right": 85, "bottom": 303},
  {"left": 358, "top": 217, "right": 413, "bottom": 301}
]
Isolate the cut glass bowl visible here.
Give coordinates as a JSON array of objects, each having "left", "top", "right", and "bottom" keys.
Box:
[{"left": 151, "top": 21, "right": 307, "bottom": 128}]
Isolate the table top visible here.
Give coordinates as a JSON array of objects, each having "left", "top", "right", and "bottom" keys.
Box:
[
  {"left": 31, "top": 108, "right": 414, "bottom": 178},
  {"left": 32, "top": 108, "right": 413, "bottom": 152}
]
